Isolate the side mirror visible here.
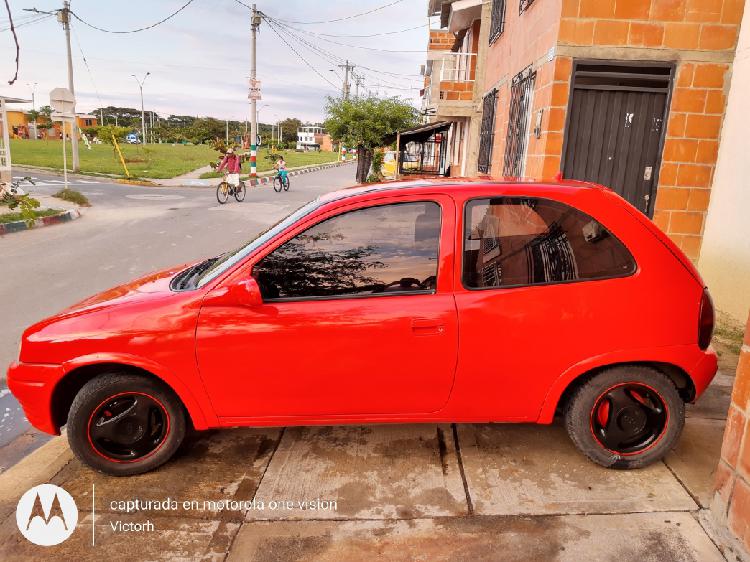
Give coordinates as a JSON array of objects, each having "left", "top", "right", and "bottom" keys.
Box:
[{"left": 228, "top": 277, "right": 263, "bottom": 307}]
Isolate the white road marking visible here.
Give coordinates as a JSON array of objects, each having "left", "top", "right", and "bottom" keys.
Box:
[{"left": 126, "top": 194, "right": 185, "bottom": 200}]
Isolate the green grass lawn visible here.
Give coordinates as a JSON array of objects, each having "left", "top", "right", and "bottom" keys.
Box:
[
  {"left": 0, "top": 208, "right": 62, "bottom": 223},
  {"left": 199, "top": 149, "right": 341, "bottom": 179},
  {"left": 9, "top": 140, "right": 217, "bottom": 179}
]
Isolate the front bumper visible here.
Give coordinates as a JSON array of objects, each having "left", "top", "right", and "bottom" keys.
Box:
[{"left": 7, "top": 361, "right": 63, "bottom": 435}]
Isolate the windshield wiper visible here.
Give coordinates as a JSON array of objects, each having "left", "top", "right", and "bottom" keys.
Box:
[{"left": 173, "top": 255, "right": 223, "bottom": 291}]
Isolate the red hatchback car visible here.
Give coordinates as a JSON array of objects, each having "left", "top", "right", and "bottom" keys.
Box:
[{"left": 8, "top": 180, "right": 717, "bottom": 475}]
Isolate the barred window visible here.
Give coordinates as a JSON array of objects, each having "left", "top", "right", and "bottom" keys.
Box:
[
  {"left": 503, "top": 67, "right": 536, "bottom": 178},
  {"left": 477, "top": 89, "right": 498, "bottom": 174},
  {"left": 519, "top": 0, "right": 536, "bottom": 14},
  {"left": 489, "top": 0, "right": 506, "bottom": 44}
]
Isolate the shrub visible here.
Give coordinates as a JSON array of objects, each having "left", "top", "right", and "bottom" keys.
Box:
[{"left": 53, "top": 188, "right": 91, "bottom": 207}]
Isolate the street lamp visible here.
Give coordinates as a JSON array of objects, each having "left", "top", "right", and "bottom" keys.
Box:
[
  {"left": 27, "top": 82, "right": 38, "bottom": 140},
  {"left": 132, "top": 72, "right": 150, "bottom": 144}
]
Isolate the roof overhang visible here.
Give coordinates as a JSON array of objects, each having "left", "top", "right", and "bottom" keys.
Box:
[
  {"left": 398, "top": 121, "right": 452, "bottom": 144},
  {"left": 447, "top": 0, "right": 482, "bottom": 33},
  {"left": 0, "top": 95, "right": 32, "bottom": 104}
]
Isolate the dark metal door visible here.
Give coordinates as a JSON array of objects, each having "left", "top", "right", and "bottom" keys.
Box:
[{"left": 562, "top": 62, "right": 673, "bottom": 216}]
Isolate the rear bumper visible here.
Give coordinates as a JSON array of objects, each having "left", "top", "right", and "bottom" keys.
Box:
[
  {"left": 6, "top": 361, "right": 63, "bottom": 435},
  {"left": 691, "top": 347, "right": 719, "bottom": 401}
]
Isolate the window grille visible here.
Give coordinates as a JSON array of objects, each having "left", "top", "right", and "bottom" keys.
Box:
[
  {"left": 477, "top": 89, "right": 498, "bottom": 174},
  {"left": 503, "top": 67, "right": 536, "bottom": 177},
  {"left": 519, "top": 0, "right": 536, "bottom": 14},
  {"left": 489, "top": 0, "right": 506, "bottom": 44}
]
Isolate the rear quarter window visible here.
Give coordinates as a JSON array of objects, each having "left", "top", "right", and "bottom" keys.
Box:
[{"left": 463, "top": 197, "right": 636, "bottom": 289}]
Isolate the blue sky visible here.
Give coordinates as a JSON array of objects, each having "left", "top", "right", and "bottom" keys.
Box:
[{"left": 0, "top": 0, "right": 430, "bottom": 123}]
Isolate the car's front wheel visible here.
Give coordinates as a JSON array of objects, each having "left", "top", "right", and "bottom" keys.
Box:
[
  {"left": 564, "top": 365, "right": 684, "bottom": 469},
  {"left": 67, "top": 373, "right": 186, "bottom": 476}
]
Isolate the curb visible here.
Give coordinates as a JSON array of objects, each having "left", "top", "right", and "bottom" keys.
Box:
[
  {"left": 152, "top": 159, "right": 356, "bottom": 188},
  {"left": 245, "top": 160, "right": 355, "bottom": 187},
  {"left": 0, "top": 208, "right": 82, "bottom": 236}
]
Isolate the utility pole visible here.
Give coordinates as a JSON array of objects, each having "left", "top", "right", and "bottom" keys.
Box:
[
  {"left": 60, "top": 2, "right": 79, "bottom": 171},
  {"left": 354, "top": 74, "right": 365, "bottom": 99},
  {"left": 338, "top": 60, "right": 355, "bottom": 99},
  {"left": 132, "top": 72, "right": 150, "bottom": 144},
  {"left": 249, "top": 4, "right": 261, "bottom": 180}
]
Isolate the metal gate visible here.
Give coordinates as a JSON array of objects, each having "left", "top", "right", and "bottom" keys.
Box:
[
  {"left": 562, "top": 61, "right": 674, "bottom": 216},
  {"left": 503, "top": 66, "right": 536, "bottom": 177}
]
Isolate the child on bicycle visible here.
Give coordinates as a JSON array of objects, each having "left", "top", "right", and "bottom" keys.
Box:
[
  {"left": 275, "top": 156, "right": 287, "bottom": 184},
  {"left": 217, "top": 148, "right": 242, "bottom": 187}
]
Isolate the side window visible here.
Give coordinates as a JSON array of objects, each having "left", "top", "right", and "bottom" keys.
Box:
[
  {"left": 463, "top": 197, "right": 635, "bottom": 289},
  {"left": 254, "top": 202, "right": 441, "bottom": 300}
]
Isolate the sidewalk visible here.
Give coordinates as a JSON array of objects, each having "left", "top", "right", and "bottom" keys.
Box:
[{"left": 0, "top": 346, "right": 737, "bottom": 561}]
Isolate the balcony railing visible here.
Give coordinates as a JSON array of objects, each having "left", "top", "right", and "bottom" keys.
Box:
[{"left": 437, "top": 52, "right": 477, "bottom": 83}]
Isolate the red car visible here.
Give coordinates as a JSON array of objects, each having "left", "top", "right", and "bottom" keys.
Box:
[{"left": 8, "top": 180, "right": 717, "bottom": 475}]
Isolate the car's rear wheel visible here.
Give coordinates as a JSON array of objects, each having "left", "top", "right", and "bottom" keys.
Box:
[
  {"left": 564, "top": 365, "right": 684, "bottom": 469},
  {"left": 67, "top": 373, "right": 186, "bottom": 476}
]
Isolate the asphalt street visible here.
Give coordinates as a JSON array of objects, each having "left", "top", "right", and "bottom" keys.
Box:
[{"left": 0, "top": 163, "right": 356, "bottom": 471}]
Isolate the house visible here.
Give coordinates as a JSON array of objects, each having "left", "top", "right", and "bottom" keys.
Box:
[
  {"left": 415, "top": 0, "right": 489, "bottom": 177},
  {"left": 297, "top": 125, "right": 328, "bottom": 151},
  {"left": 471, "top": 0, "right": 744, "bottom": 268},
  {"left": 5, "top": 110, "right": 97, "bottom": 140}
]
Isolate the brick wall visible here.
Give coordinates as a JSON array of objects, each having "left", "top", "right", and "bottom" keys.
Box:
[
  {"left": 652, "top": 62, "right": 729, "bottom": 259},
  {"left": 429, "top": 30, "right": 454, "bottom": 51},
  {"left": 479, "top": 0, "right": 744, "bottom": 260},
  {"left": 484, "top": 0, "right": 562, "bottom": 176},
  {"left": 713, "top": 311, "right": 750, "bottom": 553}
]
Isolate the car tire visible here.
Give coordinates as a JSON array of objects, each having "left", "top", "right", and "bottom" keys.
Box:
[
  {"left": 564, "top": 365, "right": 684, "bottom": 469},
  {"left": 67, "top": 373, "right": 186, "bottom": 476}
]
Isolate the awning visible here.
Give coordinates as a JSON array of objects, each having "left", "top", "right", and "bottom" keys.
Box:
[
  {"left": 399, "top": 121, "right": 452, "bottom": 140},
  {"left": 447, "top": 0, "right": 482, "bottom": 33}
]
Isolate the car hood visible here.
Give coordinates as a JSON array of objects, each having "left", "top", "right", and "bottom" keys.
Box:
[{"left": 61, "top": 262, "right": 193, "bottom": 316}]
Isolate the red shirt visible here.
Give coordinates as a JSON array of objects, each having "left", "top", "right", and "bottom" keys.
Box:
[{"left": 217, "top": 153, "right": 241, "bottom": 173}]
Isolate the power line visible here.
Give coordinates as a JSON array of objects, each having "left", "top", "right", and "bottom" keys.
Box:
[
  {"left": 270, "top": 18, "right": 429, "bottom": 53},
  {"left": 69, "top": 0, "right": 197, "bottom": 33},
  {"left": 274, "top": 0, "right": 405, "bottom": 25},
  {"left": 71, "top": 26, "right": 105, "bottom": 120},
  {"left": 292, "top": 23, "right": 425, "bottom": 38},
  {"left": 0, "top": 12, "right": 52, "bottom": 33},
  {"left": 261, "top": 15, "right": 339, "bottom": 92}
]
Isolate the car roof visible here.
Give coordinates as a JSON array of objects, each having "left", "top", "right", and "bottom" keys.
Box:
[{"left": 318, "top": 177, "right": 608, "bottom": 204}]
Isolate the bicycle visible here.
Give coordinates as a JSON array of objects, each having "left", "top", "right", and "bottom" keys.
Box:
[
  {"left": 216, "top": 174, "right": 246, "bottom": 204},
  {"left": 272, "top": 171, "right": 290, "bottom": 193}
]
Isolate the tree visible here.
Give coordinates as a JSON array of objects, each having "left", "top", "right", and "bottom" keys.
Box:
[
  {"left": 278, "top": 117, "right": 302, "bottom": 144},
  {"left": 324, "top": 95, "right": 418, "bottom": 183}
]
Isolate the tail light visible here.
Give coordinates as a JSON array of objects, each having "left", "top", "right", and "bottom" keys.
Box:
[{"left": 698, "top": 288, "right": 714, "bottom": 350}]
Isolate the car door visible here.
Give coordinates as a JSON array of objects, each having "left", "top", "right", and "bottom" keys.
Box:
[{"left": 195, "top": 194, "right": 458, "bottom": 419}]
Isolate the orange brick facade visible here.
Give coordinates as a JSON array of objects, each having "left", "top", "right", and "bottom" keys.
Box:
[
  {"left": 482, "top": 0, "right": 745, "bottom": 260},
  {"left": 714, "top": 311, "right": 750, "bottom": 552}
]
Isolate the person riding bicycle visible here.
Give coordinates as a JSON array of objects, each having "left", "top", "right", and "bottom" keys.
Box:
[
  {"left": 217, "top": 148, "right": 242, "bottom": 187},
  {"left": 274, "top": 156, "right": 288, "bottom": 185}
]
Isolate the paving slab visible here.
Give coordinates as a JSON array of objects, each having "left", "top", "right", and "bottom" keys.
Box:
[
  {"left": 0, "top": 511, "right": 237, "bottom": 562},
  {"left": 251, "top": 425, "right": 468, "bottom": 520},
  {"left": 458, "top": 424, "right": 697, "bottom": 515},
  {"left": 50, "top": 428, "right": 282, "bottom": 522},
  {"left": 664, "top": 418, "right": 726, "bottom": 508},
  {"left": 227, "top": 511, "right": 723, "bottom": 562}
]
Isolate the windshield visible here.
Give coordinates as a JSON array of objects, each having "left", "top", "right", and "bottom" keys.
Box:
[{"left": 195, "top": 199, "right": 323, "bottom": 288}]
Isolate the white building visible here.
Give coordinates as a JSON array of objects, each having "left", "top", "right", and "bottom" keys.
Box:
[{"left": 296, "top": 125, "right": 325, "bottom": 151}]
